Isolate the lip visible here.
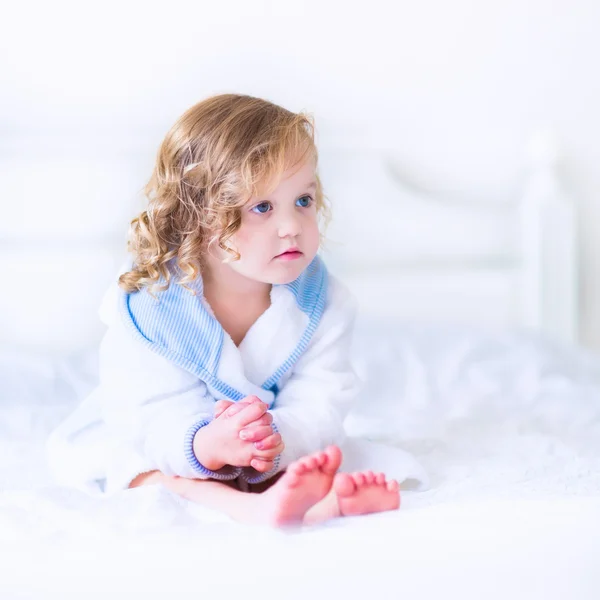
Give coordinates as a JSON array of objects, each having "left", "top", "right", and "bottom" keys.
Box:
[{"left": 275, "top": 248, "right": 303, "bottom": 261}]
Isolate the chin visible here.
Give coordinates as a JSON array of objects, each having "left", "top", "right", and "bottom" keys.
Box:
[
  {"left": 266, "top": 262, "right": 310, "bottom": 285},
  {"left": 270, "top": 274, "right": 300, "bottom": 285}
]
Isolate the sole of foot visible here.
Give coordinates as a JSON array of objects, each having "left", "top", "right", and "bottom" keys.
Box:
[{"left": 264, "top": 445, "right": 343, "bottom": 527}]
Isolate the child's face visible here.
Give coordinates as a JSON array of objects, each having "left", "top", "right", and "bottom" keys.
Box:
[{"left": 224, "top": 158, "right": 320, "bottom": 285}]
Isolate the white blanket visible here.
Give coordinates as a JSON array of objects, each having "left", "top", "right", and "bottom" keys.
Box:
[{"left": 1, "top": 321, "right": 600, "bottom": 599}]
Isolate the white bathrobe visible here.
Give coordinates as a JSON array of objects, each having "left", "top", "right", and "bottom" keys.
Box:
[{"left": 47, "top": 257, "right": 427, "bottom": 497}]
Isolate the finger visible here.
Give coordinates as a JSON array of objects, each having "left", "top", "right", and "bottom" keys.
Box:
[
  {"left": 237, "top": 412, "right": 272, "bottom": 428},
  {"left": 237, "top": 410, "right": 272, "bottom": 430},
  {"left": 251, "top": 412, "right": 273, "bottom": 427},
  {"left": 242, "top": 395, "right": 263, "bottom": 405},
  {"left": 253, "top": 432, "right": 281, "bottom": 450},
  {"left": 232, "top": 401, "right": 268, "bottom": 427},
  {"left": 253, "top": 441, "right": 285, "bottom": 460},
  {"left": 250, "top": 458, "right": 274, "bottom": 473},
  {"left": 214, "top": 400, "right": 234, "bottom": 418},
  {"left": 225, "top": 401, "right": 252, "bottom": 417},
  {"left": 239, "top": 425, "right": 273, "bottom": 443}
]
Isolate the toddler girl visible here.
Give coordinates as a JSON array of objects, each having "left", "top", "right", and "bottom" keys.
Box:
[{"left": 47, "top": 94, "right": 405, "bottom": 526}]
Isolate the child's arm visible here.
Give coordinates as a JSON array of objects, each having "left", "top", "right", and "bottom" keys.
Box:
[{"left": 242, "top": 278, "right": 359, "bottom": 483}]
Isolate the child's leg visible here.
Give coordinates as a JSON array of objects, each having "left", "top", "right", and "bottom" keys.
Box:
[
  {"left": 130, "top": 470, "right": 265, "bottom": 521},
  {"left": 130, "top": 446, "right": 342, "bottom": 527}
]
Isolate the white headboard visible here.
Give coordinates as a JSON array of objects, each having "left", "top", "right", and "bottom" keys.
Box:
[
  {"left": 0, "top": 131, "right": 577, "bottom": 353},
  {"left": 319, "top": 131, "right": 578, "bottom": 345}
]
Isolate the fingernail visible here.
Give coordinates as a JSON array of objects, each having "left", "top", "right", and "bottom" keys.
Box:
[
  {"left": 239, "top": 430, "right": 249, "bottom": 440},
  {"left": 254, "top": 441, "right": 263, "bottom": 449}
]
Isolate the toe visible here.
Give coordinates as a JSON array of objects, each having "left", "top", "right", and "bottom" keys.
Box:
[
  {"left": 322, "top": 445, "right": 343, "bottom": 474},
  {"left": 333, "top": 473, "right": 356, "bottom": 498},
  {"left": 289, "top": 461, "right": 306, "bottom": 476},
  {"left": 387, "top": 480, "right": 399, "bottom": 493},
  {"left": 305, "top": 456, "right": 318, "bottom": 471},
  {"left": 353, "top": 472, "right": 366, "bottom": 487},
  {"left": 375, "top": 473, "right": 386, "bottom": 485},
  {"left": 284, "top": 471, "right": 301, "bottom": 489},
  {"left": 315, "top": 452, "right": 327, "bottom": 467},
  {"left": 364, "top": 471, "right": 375, "bottom": 485}
]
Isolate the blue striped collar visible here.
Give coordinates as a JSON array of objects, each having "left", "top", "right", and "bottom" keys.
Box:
[{"left": 119, "top": 256, "right": 328, "bottom": 402}]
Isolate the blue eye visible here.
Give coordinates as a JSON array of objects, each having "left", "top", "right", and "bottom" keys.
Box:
[
  {"left": 296, "top": 195, "right": 312, "bottom": 208},
  {"left": 251, "top": 202, "right": 272, "bottom": 214}
]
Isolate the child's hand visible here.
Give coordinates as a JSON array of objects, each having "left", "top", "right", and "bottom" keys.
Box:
[
  {"left": 193, "top": 397, "right": 284, "bottom": 472},
  {"left": 213, "top": 397, "right": 284, "bottom": 473}
]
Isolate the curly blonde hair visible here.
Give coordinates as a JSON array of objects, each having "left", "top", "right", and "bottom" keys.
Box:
[{"left": 119, "top": 93, "right": 329, "bottom": 294}]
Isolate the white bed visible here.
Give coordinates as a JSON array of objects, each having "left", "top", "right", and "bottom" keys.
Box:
[{"left": 1, "top": 132, "right": 599, "bottom": 599}]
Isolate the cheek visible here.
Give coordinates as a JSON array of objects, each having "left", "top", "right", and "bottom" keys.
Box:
[
  {"left": 230, "top": 223, "right": 254, "bottom": 249},
  {"left": 305, "top": 217, "right": 321, "bottom": 248},
  {"left": 230, "top": 226, "right": 271, "bottom": 260}
]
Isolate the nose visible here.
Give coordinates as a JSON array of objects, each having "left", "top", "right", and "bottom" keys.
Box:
[{"left": 277, "top": 210, "right": 302, "bottom": 239}]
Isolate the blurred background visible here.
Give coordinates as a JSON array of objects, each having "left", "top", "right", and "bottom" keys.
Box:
[{"left": 1, "top": 0, "right": 599, "bottom": 354}]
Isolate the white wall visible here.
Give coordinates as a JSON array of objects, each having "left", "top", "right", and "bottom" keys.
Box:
[{"left": 1, "top": 0, "right": 599, "bottom": 350}]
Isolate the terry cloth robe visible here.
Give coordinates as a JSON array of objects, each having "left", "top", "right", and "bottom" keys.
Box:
[{"left": 47, "top": 257, "right": 428, "bottom": 497}]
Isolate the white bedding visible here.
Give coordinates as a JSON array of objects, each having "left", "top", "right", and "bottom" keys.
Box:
[{"left": 1, "top": 321, "right": 600, "bottom": 599}]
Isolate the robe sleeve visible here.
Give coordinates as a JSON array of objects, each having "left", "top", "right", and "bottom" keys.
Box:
[{"left": 96, "top": 321, "right": 242, "bottom": 482}]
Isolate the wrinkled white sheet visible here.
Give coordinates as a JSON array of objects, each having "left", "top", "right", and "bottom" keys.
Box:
[{"left": 1, "top": 321, "right": 600, "bottom": 599}]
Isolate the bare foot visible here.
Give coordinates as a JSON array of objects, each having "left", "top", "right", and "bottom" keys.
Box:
[
  {"left": 334, "top": 471, "right": 400, "bottom": 516},
  {"left": 259, "top": 445, "right": 342, "bottom": 526}
]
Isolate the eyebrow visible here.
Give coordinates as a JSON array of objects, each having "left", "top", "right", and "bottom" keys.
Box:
[{"left": 257, "top": 180, "right": 317, "bottom": 203}]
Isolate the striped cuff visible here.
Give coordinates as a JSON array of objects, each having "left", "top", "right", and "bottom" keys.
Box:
[
  {"left": 184, "top": 419, "right": 242, "bottom": 481},
  {"left": 239, "top": 419, "right": 282, "bottom": 484}
]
